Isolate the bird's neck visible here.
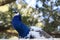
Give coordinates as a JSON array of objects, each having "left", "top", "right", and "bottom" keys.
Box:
[
  {"left": 14, "top": 12, "right": 20, "bottom": 16},
  {"left": 13, "top": 12, "right": 22, "bottom": 21}
]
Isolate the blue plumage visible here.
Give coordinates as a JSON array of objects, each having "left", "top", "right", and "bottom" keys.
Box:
[{"left": 12, "top": 12, "right": 30, "bottom": 38}]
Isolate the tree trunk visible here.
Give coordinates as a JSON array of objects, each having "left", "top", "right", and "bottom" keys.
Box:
[{"left": 0, "top": 0, "right": 16, "bottom": 6}]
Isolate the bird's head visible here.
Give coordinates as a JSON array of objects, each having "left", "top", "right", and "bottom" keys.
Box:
[
  {"left": 12, "top": 8, "right": 22, "bottom": 21},
  {"left": 12, "top": 8, "right": 20, "bottom": 16},
  {"left": 12, "top": 8, "right": 18, "bottom": 14}
]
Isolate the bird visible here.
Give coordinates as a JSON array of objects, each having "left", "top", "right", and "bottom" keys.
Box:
[
  {"left": 11, "top": 8, "right": 30, "bottom": 38},
  {"left": 11, "top": 8, "right": 53, "bottom": 39}
]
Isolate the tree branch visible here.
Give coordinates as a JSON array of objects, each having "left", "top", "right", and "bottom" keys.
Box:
[{"left": 0, "top": 0, "right": 16, "bottom": 6}]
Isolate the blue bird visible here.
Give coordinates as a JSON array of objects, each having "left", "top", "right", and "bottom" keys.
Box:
[
  {"left": 11, "top": 9, "right": 30, "bottom": 38},
  {"left": 11, "top": 8, "right": 53, "bottom": 39}
]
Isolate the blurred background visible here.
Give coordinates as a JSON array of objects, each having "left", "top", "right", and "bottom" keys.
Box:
[{"left": 0, "top": 0, "right": 60, "bottom": 39}]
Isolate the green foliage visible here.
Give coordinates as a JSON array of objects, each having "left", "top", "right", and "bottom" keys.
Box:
[{"left": 0, "top": 0, "right": 60, "bottom": 38}]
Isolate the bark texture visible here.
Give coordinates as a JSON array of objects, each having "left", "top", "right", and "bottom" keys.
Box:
[{"left": 0, "top": 0, "right": 16, "bottom": 6}]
